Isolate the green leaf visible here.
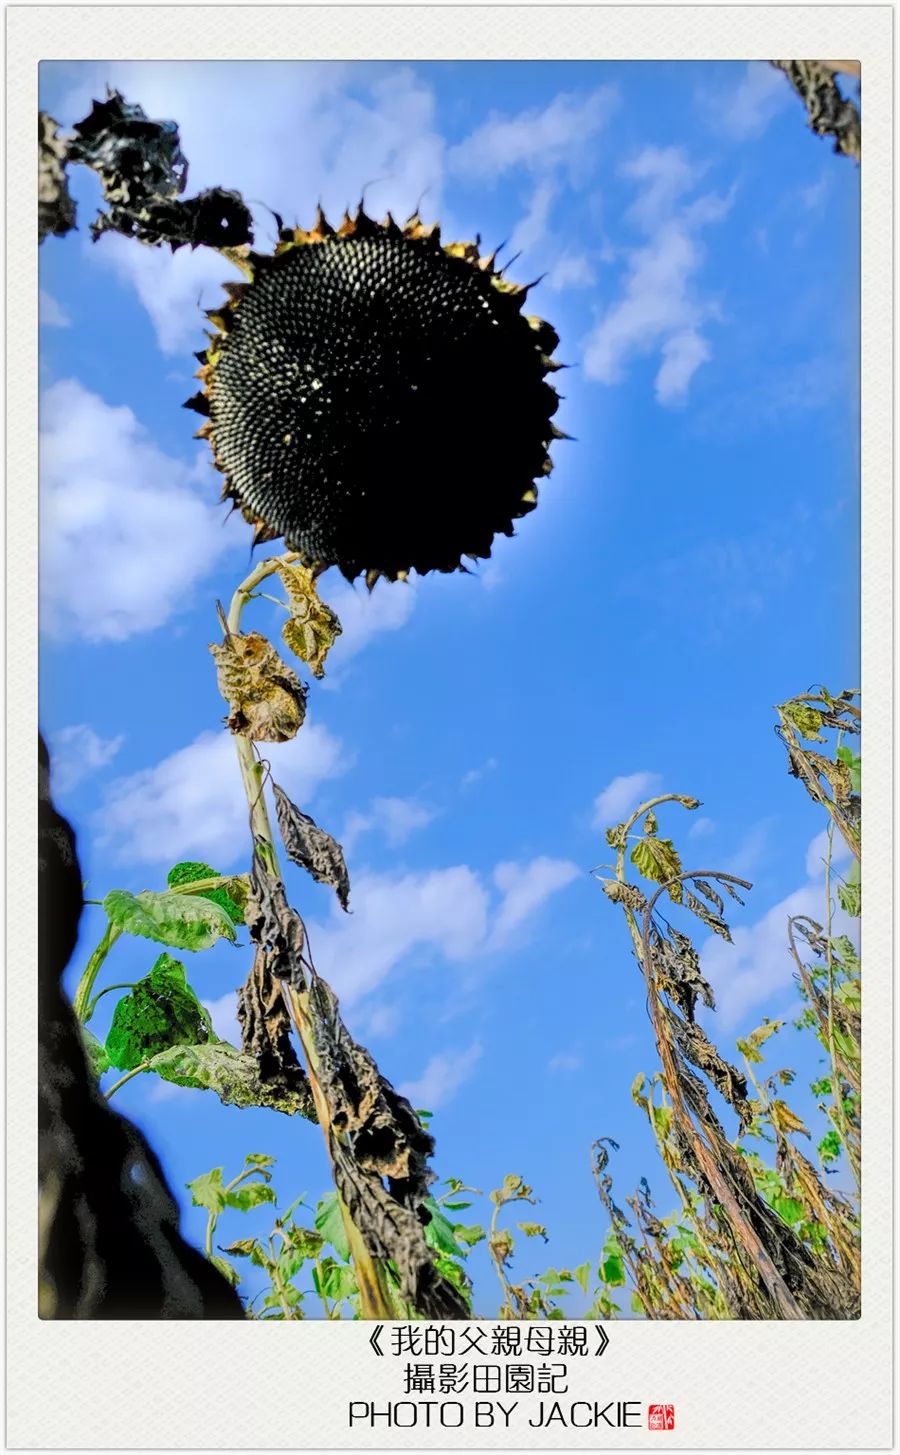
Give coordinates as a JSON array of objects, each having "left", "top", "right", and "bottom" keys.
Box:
[
  {"left": 166, "top": 860, "right": 246, "bottom": 924},
  {"left": 453, "top": 1223, "right": 486, "bottom": 1250},
  {"left": 225, "top": 1181, "right": 276, "bottom": 1213},
  {"left": 105, "top": 953, "right": 214, "bottom": 1071},
  {"left": 104, "top": 888, "right": 237, "bottom": 952},
  {"left": 782, "top": 702, "right": 827, "bottom": 742},
  {"left": 187, "top": 1166, "right": 226, "bottom": 1216},
  {"left": 433, "top": 1255, "right": 473, "bottom": 1306},
  {"left": 321, "top": 1260, "right": 357, "bottom": 1304},
  {"left": 600, "top": 1253, "right": 626, "bottom": 1286},
  {"left": 244, "top": 1153, "right": 275, "bottom": 1169},
  {"left": 146, "top": 1041, "right": 315, "bottom": 1118},
  {"left": 221, "top": 1237, "right": 261, "bottom": 1259},
  {"left": 818, "top": 1130, "right": 842, "bottom": 1165},
  {"left": 517, "top": 1221, "right": 549, "bottom": 1241},
  {"left": 285, "top": 1226, "right": 326, "bottom": 1260},
  {"left": 837, "top": 880, "right": 861, "bottom": 917},
  {"left": 211, "top": 1254, "right": 240, "bottom": 1287},
  {"left": 573, "top": 1260, "right": 592, "bottom": 1293},
  {"left": 422, "top": 1198, "right": 462, "bottom": 1258},
  {"left": 315, "top": 1191, "right": 351, "bottom": 1262},
  {"left": 80, "top": 1026, "right": 110, "bottom": 1079},
  {"left": 771, "top": 1195, "right": 804, "bottom": 1227},
  {"left": 630, "top": 836, "right": 683, "bottom": 899}
]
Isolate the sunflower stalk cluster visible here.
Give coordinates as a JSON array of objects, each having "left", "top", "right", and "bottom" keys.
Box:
[{"left": 588, "top": 689, "right": 861, "bottom": 1320}]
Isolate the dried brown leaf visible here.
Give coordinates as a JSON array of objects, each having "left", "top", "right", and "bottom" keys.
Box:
[
  {"left": 276, "top": 562, "right": 342, "bottom": 679},
  {"left": 210, "top": 630, "right": 306, "bottom": 742},
  {"left": 273, "top": 781, "right": 350, "bottom": 911}
]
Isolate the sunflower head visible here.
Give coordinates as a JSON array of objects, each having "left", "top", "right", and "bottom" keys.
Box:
[{"left": 188, "top": 206, "right": 565, "bottom": 585}]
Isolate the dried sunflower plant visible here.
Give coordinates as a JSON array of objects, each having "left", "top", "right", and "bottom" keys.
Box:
[{"left": 42, "top": 91, "right": 564, "bottom": 1320}]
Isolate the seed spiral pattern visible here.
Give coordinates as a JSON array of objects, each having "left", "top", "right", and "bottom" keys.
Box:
[{"left": 189, "top": 209, "right": 564, "bottom": 584}]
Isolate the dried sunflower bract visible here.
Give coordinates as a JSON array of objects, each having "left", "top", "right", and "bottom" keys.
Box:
[{"left": 188, "top": 206, "right": 565, "bottom": 584}]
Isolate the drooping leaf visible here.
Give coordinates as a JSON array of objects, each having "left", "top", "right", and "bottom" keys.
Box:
[
  {"left": 422, "top": 1198, "right": 462, "bottom": 1259},
  {"left": 105, "top": 953, "right": 215, "bottom": 1071},
  {"left": 517, "top": 1221, "right": 549, "bottom": 1241},
  {"left": 272, "top": 781, "right": 350, "bottom": 911},
  {"left": 225, "top": 1180, "right": 277, "bottom": 1213},
  {"left": 147, "top": 1040, "right": 316, "bottom": 1119},
  {"left": 166, "top": 860, "right": 246, "bottom": 924},
  {"left": 275, "top": 562, "right": 342, "bottom": 679},
  {"left": 211, "top": 1255, "right": 240, "bottom": 1287},
  {"left": 769, "top": 1099, "right": 811, "bottom": 1139},
  {"left": 630, "top": 836, "right": 683, "bottom": 900},
  {"left": 104, "top": 888, "right": 236, "bottom": 952},
  {"left": 210, "top": 629, "right": 307, "bottom": 742}
]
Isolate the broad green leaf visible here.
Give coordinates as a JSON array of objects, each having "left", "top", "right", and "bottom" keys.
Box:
[
  {"left": 322, "top": 1261, "right": 357, "bottom": 1304},
  {"left": 166, "top": 860, "right": 246, "bottom": 925},
  {"left": 423, "top": 1198, "right": 462, "bottom": 1258},
  {"left": 818, "top": 1130, "right": 842, "bottom": 1165},
  {"left": 285, "top": 1226, "right": 325, "bottom": 1260},
  {"left": 187, "top": 1166, "right": 226, "bottom": 1216},
  {"left": 630, "top": 836, "right": 683, "bottom": 901},
  {"left": 453, "top": 1223, "right": 486, "bottom": 1249},
  {"left": 105, "top": 953, "right": 214, "bottom": 1071},
  {"left": 244, "top": 1153, "right": 275, "bottom": 1169},
  {"left": 315, "top": 1191, "right": 351, "bottom": 1262},
  {"left": 771, "top": 1195, "right": 805, "bottom": 1227},
  {"left": 147, "top": 1041, "right": 315, "bottom": 1119},
  {"left": 104, "top": 888, "right": 237, "bottom": 952},
  {"left": 225, "top": 1181, "right": 276, "bottom": 1213},
  {"left": 600, "top": 1253, "right": 626, "bottom": 1287},
  {"left": 434, "top": 1255, "right": 473, "bottom": 1305}
]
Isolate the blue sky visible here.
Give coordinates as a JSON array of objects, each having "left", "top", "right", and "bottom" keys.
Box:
[{"left": 38, "top": 60, "right": 859, "bottom": 1315}]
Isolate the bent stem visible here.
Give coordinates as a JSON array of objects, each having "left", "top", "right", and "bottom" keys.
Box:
[{"left": 224, "top": 553, "right": 393, "bottom": 1321}]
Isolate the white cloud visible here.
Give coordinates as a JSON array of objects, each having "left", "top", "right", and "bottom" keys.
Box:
[
  {"left": 398, "top": 1043, "right": 483, "bottom": 1110},
  {"left": 712, "top": 62, "right": 792, "bottom": 141},
  {"left": 461, "top": 757, "right": 498, "bottom": 790},
  {"left": 448, "top": 87, "right": 618, "bottom": 180},
  {"left": 687, "top": 816, "right": 716, "bottom": 840},
  {"left": 39, "top": 289, "right": 70, "bottom": 327},
  {"left": 320, "top": 576, "right": 417, "bottom": 671},
  {"left": 46, "top": 723, "right": 124, "bottom": 795},
  {"left": 510, "top": 179, "right": 558, "bottom": 258},
  {"left": 96, "top": 722, "right": 346, "bottom": 867},
  {"left": 583, "top": 147, "right": 731, "bottom": 405},
  {"left": 488, "top": 857, "right": 581, "bottom": 949},
  {"left": 702, "top": 836, "right": 857, "bottom": 1027},
  {"left": 592, "top": 771, "right": 662, "bottom": 829},
  {"left": 204, "top": 990, "right": 243, "bottom": 1048},
  {"left": 548, "top": 254, "right": 596, "bottom": 291},
  {"left": 55, "top": 62, "right": 445, "bottom": 355},
  {"left": 39, "top": 379, "right": 242, "bottom": 642},
  {"left": 805, "top": 828, "right": 852, "bottom": 881},
  {"left": 655, "top": 329, "right": 712, "bottom": 406},
  {"left": 342, "top": 795, "right": 436, "bottom": 852},
  {"left": 308, "top": 865, "right": 490, "bottom": 1004},
  {"left": 306, "top": 852, "right": 578, "bottom": 1007},
  {"left": 548, "top": 1051, "right": 582, "bottom": 1073}
]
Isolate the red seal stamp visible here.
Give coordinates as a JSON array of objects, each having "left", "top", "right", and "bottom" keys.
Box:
[{"left": 648, "top": 1405, "right": 675, "bottom": 1430}]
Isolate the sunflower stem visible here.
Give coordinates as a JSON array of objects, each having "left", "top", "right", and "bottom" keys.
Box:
[{"left": 223, "top": 554, "right": 393, "bottom": 1320}]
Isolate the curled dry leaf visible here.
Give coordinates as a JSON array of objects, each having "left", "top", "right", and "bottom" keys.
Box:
[
  {"left": 237, "top": 944, "right": 314, "bottom": 1114},
  {"left": 242, "top": 852, "right": 468, "bottom": 1319},
  {"left": 210, "top": 629, "right": 306, "bottom": 742},
  {"left": 273, "top": 781, "right": 350, "bottom": 911},
  {"left": 275, "top": 562, "right": 342, "bottom": 679}
]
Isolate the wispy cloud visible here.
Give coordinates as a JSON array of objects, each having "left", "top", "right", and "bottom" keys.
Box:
[
  {"left": 343, "top": 796, "right": 436, "bottom": 853},
  {"left": 461, "top": 757, "right": 498, "bottom": 790},
  {"left": 46, "top": 724, "right": 124, "bottom": 796},
  {"left": 592, "top": 771, "right": 662, "bottom": 829},
  {"left": 39, "top": 379, "right": 242, "bottom": 642},
  {"left": 306, "top": 853, "right": 578, "bottom": 1007},
  {"left": 583, "top": 147, "right": 732, "bottom": 406},
  {"left": 398, "top": 1042, "right": 483, "bottom": 1110},
  {"left": 39, "top": 290, "right": 70, "bottom": 327},
  {"left": 548, "top": 1051, "right": 582, "bottom": 1073},
  {"left": 687, "top": 815, "right": 716, "bottom": 840},
  {"left": 547, "top": 254, "right": 596, "bottom": 291},
  {"left": 96, "top": 723, "right": 346, "bottom": 867},
  {"left": 488, "top": 857, "right": 581, "bottom": 950},
  {"left": 448, "top": 86, "right": 618, "bottom": 181},
  {"left": 705, "top": 62, "right": 792, "bottom": 142}
]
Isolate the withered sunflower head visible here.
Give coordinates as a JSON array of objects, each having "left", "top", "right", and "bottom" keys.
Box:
[{"left": 187, "top": 206, "right": 565, "bottom": 585}]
